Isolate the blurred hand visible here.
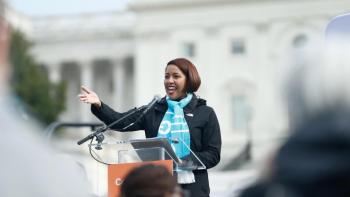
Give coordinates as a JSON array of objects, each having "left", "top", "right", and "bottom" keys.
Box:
[{"left": 78, "top": 86, "right": 101, "bottom": 108}]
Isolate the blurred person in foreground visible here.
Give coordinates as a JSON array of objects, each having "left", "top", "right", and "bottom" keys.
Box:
[
  {"left": 0, "top": 16, "right": 91, "bottom": 197},
  {"left": 80, "top": 58, "right": 221, "bottom": 197},
  {"left": 121, "top": 164, "right": 184, "bottom": 197},
  {"left": 239, "top": 13, "right": 350, "bottom": 197}
]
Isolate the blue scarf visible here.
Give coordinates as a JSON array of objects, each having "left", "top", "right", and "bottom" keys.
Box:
[{"left": 157, "top": 93, "right": 193, "bottom": 159}]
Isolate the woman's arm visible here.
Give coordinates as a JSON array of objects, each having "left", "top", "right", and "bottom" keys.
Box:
[
  {"left": 78, "top": 86, "right": 102, "bottom": 108},
  {"left": 79, "top": 86, "right": 145, "bottom": 131},
  {"left": 195, "top": 109, "right": 222, "bottom": 169}
]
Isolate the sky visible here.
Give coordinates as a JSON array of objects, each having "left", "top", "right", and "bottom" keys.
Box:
[{"left": 6, "top": 0, "right": 130, "bottom": 16}]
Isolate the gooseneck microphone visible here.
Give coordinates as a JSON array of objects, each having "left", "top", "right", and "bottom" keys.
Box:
[
  {"left": 77, "top": 95, "right": 161, "bottom": 146},
  {"left": 121, "top": 95, "right": 161, "bottom": 130},
  {"left": 141, "top": 95, "right": 161, "bottom": 116}
]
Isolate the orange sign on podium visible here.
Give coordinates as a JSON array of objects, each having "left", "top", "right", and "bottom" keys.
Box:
[{"left": 108, "top": 160, "right": 173, "bottom": 197}]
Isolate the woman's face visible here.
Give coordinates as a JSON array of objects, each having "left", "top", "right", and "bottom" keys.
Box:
[{"left": 164, "top": 64, "right": 187, "bottom": 100}]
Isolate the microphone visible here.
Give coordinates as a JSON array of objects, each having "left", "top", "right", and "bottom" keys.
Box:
[
  {"left": 121, "top": 95, "right": 161, "bottom": 130},
  {"left": 141, "top": 95, "right": 161, "bottom": 116},
  {"left": 77, "top": 95, "right": 161, "bottom": 146}
]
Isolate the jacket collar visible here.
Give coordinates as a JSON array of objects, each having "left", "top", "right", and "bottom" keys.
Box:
[{"left": 154, "top": 93, "right": 206, "bottom": 113}]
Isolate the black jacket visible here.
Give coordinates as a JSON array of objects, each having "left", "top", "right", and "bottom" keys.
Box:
[{"left": 91, "top": 94, "right": 221, "bottom": 197}]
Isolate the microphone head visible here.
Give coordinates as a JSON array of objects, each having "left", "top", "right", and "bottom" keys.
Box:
[
  {"left": 143, "top": 95, "right": 162, "bottom": 111},
  {"left": 154, "top": 95, "right": 161, "bottom": 102}
]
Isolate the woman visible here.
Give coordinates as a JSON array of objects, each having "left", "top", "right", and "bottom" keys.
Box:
[{"left": 79, "top": 58, "right": 221, "bottom": 197}]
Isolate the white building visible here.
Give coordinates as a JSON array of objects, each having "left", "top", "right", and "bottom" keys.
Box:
[{"left": 5, "top": 0, "right": 350, "bottom": 195}]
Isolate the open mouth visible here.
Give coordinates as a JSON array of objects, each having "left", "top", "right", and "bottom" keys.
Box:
[{"left": 166, "top": 86, "right": 176, "bottom": 94}]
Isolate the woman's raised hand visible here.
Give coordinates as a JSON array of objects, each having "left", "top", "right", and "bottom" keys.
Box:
[{"left": 78, "top": 86, "right": 102, "bottom": 108}]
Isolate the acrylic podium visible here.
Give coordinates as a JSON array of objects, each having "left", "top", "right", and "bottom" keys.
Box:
[{"left": 89, "top": 137, "right": 206, "bottom": 197}]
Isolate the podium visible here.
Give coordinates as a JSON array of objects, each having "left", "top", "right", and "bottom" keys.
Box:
[{"left": 89, "top": 137, "right": 206, "bottom": 197}]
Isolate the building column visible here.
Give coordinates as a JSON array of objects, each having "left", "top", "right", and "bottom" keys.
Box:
[
  {"left": 113, "top": 59, "right": 125, "bottom": 111},
  {"left": 80, "top": 60, "right": 94, "bottom": 122},
  {"left": 48, "top": 63, "right": 61, "bottom": 83}
]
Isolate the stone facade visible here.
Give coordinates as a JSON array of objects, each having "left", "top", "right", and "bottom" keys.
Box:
[{"left": 128, "top": 0, "right": 350, "bottom": 166}]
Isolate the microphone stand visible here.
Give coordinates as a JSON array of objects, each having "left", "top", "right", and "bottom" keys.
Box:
[{"left": 77, "top": 105, "right": 146, "bottom": 149}]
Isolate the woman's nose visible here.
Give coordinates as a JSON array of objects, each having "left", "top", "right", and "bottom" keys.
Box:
[{"left": 166, "top": 77, "right": 174, "bottom": 83}]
